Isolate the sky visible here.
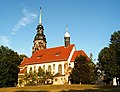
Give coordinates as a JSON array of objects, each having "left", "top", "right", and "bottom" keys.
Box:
[{"left": 0, "top": 0, "right": 120, "bottom": 63}]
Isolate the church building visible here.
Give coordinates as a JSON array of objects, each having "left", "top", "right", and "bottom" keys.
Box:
[{"left": 18, "top": 8, "right": 89, "bottom": 86}]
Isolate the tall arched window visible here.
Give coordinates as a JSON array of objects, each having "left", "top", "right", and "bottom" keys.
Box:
[
  {"left": 34, "top": 66, "right": 36, "bottom": 73},
  {"left": 38, "top": 66, "right": 41, "bottom": 71},
  {"left": 43, "top": 65, "right": 45, "bottom": 71},
  {"left": 29, "top": 67, "right": 32, "bottom": 73},
  {"left": 53, "top": 64, "right": 55, "bottom": 70},
  {"left": 48, "top": 65, "right": 51, "bottom": 73},
  {"left": 58, "top": 64, "right": 62, "bottom": 75}
]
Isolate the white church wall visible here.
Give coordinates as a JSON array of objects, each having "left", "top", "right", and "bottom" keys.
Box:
[
  {"left": 67, "top": 45, "right": 76, "bottom": 65},
  {"left": 70, "top": 62, "right": 74, "bottom": 68},
  {"left": 27, "top": 61, "right": 67, "bottom": 75},
  {"left": 27, "top": 65, "right": 34, "bottom": 73}
]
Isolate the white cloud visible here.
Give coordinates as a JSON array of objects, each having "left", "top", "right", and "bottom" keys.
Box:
[
  {"left": 0, "top": 35, "right": 11, "bottom": 47},
  {"left": 11, "top": 8, "right": 37, "bottom": 35}
]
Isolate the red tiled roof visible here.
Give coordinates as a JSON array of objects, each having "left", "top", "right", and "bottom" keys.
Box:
[
  {"left": 20, "top": 44, "right": 75, "bottom": 67},
  {"left": 19, "top": 67, "right": 27, "bottom": 74},
  {"left": 70, "top": 50, "right": 89, "bottom": 62}
]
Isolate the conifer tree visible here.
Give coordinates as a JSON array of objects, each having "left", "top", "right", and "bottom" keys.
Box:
[
  {"left": 98, "top": 31, "right": 120, "bottom": 85},
  {"left": 69, "top": 54, "right": 96, "bottom": 84}
]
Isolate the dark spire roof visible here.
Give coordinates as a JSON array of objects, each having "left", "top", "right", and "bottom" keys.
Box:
[{"left": 34, "top": 7, "right": 46, "bottom": 42}]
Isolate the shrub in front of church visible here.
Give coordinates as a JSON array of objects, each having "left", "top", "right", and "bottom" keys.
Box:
[{"left": 18, "top": 67, "right": 53, "bottom": 86}]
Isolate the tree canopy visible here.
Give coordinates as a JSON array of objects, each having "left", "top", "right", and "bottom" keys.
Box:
[
  {"left": 98, "top": 31, "right": 120, "bottom": 85},
  {"left": 69, "top": 54, "right": 96, "bottom": 84},
  {"left": 0, "top": 46, "right": 24, "bottom": 87}
]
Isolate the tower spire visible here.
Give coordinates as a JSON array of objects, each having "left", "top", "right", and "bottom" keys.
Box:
[
  {"left": 39, "top": 7, "right": 42, "bottom": 25},
  {"left": 32, "top": 7, "right": 47, "bottom": 54},
  {"left": 64, "top": 25, "right": 70, "bottom": 47},
  {"left": 64, "top": 25, "right": 70, "bottom": 37},
  {"left": 66, "top": 25, "right": 68, "bottom": 32}
]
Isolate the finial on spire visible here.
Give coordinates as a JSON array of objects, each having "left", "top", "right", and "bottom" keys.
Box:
[
  {"left": 66, "top": 25, "right": 68, "bottom": 32},
  {"left": 64, "top": 25, "right": 70, "bottom": 47},
  {"left": 64, "top": 25, "right": 70, "bottom": 37},
  {"left": 39, "top": 7, "right": 42, "bottom": 24}
]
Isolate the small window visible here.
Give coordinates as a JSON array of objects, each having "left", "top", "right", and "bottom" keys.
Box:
[
  {"left": 37, "top": 55, "right": 42, "bottom": 59},
  {"left": 38, "top": 42, "right": 42, "bottom": 44},
  {"left": 55, "top": 78, "right": 57, "bottom": 81},
  {"left": 35, "top": 48, "right": 39, "bottom": 50},
  {"left": 55, "top": 52, "right": 61, "bottom": 56},
  {"left": 55, "top": 51, "right": 61, "bottom": 56}
]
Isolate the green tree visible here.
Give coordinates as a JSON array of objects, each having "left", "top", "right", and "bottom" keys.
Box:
[
  {"left": 37, "top": 67, "right": 53, "bottom": 85},
  {"left": 110, "top": 31, "right": 120, "bottom": 85},
  {"left": 45, "top": 70, "right": 53, "bottom": 84},
  {"left": 26, "top": 70, "right": 37, "bottom": 86},
  {"left": 18, "top": 75, "right": 24, "bottom": 87},
  {"left": 69, "top": 54, "right": 96, "bottom": 84},
  {"left": 19, "top": 54, "right": 28, "bottom": 64},
  {"left": 37, "top": 67, "right": 46, "bottom": 85},
  {"left": 98, "top": 47, "right": 117, "bottom": 84},
  {"left": 24, "top": 71, "right": 29, "bottom": 85},
  {"left": 0, "top": 46, "right": 21, "bottom": 87},
  {"left": 98, "top": 31, "right": 120, "bottom": 85},
  {"left": 23, "top": 67, "right": 54, "bottom": 86}
]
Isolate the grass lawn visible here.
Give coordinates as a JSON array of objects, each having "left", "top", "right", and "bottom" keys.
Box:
[{"left": 0, "top": 84, "right": 120, "bottom": 92}]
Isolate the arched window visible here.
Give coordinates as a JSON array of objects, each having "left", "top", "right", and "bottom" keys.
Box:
[
  {"left": 48, "top": 65, "right": 51, "bottom": 73},
  {"left": 53, "top": 64, "right": 55, "bottom": 70},
  {"left": 34, "top": 66, "right": 36, "bottom": 71},
  {"left": 43, "top": 65, "right": 45, "bottom": 71},
  {"left": 64, "top": 63, "right": 67, "bottom": 71},
  {"left": 29, "top": 67, "right": 32, "bottom": 73},
  {"left": 38, "top": 66, "right": 41, "bottom": 71},
  {"left": 58, "top": 64, "right": 62, "bottom": 75},
  {"left": 34, "top": 66, "right": 36, "bottom": 73}
]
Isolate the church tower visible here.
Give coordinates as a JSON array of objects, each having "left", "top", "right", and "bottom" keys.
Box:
[
  {"left": 64, "top": 25, "right": 70, "bottom": 47},
  {"left": 32, "top": 7, "right": 47, "bottom": 54}
]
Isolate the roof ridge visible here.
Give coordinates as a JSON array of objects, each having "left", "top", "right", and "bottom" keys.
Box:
[
  {"left": 36, "top": 44, "right": 75, "bottom": 51},
  {"left": 48, "top": 44, "right": 74, "bottom": 49},
  {"left": 75, "top": 50, "right": 84, "bottom": 52}
]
